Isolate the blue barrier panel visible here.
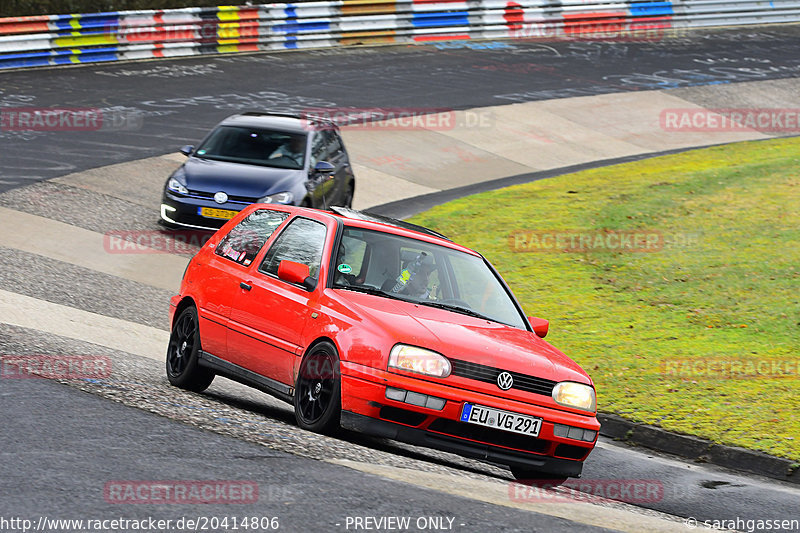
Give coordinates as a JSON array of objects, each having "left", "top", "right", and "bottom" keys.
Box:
[
  {"left": 412, "top": 11, "right": 470, "bottom": 27},
  {"left": 629, "top": 2, "right": 674, "bottom": 17}
]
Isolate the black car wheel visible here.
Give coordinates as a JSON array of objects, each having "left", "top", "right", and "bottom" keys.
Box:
[
  {"left": 294, "top": 341, "right": 341, "bottom": 434},
  {"left": 166, "top": 306, "right": 214, "bottom": 392}
]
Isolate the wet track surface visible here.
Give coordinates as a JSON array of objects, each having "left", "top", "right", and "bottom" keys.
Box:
[
  {"left": 2, "top": 320, "right": 798, "bottom": 530},
  {"left": 2, "top": 378, "right": 616, "bottom": 533}
]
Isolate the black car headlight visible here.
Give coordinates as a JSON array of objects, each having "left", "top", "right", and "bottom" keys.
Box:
[
  {"left": 167, "top": 177, "right": 188, "bottom": 195},
  {"left": 258, "top": 192, "right": 294, "bottom": 204}
]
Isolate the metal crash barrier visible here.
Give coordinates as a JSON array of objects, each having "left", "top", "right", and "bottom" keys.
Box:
[{"left": 2, "top": 0, "right": 800, "bottom": 69}]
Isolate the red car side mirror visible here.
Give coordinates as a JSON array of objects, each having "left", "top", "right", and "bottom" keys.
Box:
[
  {"left": 528, "top": 317, "right": 549, "bottom": 338},
  {"left": 278, "top": 260, "right": 316, "bottom": 290}
]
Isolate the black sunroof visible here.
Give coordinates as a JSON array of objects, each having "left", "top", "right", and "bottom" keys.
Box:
[{"left": 328, "top": 207, "right": 450, "bottom": 241}]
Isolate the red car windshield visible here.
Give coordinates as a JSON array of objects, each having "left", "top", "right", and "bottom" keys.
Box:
[{"left": 332, "top": 227, "right": 528, "bottom": 329}]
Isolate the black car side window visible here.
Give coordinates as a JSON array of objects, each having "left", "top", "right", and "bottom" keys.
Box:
[
  {"left": 259, "top": 217, "right": 328, "bottom": 279},
  {"left": 215, "top": 209, "right": 288, "bottom": 266},
  {"left": 328, "top": 131, "right": 344, "bottom": 158},
  {"left": 310, "top": 131, "right": 327, "bottom": 167}
]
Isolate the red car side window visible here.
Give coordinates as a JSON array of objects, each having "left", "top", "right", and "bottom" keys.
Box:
[
  {"left": 258, "top": 217, "right": 327, "bottom": 279},
  {"left": 215, "top": 209, "right": 288, "bottom": 266}
]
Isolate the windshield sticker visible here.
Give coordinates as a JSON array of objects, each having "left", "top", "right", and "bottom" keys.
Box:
[{"left": 337, "top": 264, "right": 352, "bottom": 274}]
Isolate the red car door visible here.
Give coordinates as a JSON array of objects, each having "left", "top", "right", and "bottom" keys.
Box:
[
  {"left": 198, "top": 208, "right": 289, "bottom": 364},
  {"left": 227, "top": 215, "right": 331, "bottom": 386},
  {"left": 194, "top": 251, "right": 243, "bottom": 360}
]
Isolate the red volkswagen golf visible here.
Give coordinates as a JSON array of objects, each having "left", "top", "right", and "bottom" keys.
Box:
[{"left": 167, "top": 204, "right": 599, "bottom": 481}]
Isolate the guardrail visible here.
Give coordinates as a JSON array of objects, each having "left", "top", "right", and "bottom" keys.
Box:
[{"left": 2, "top": 0, "right": 800, "bottom": 70}]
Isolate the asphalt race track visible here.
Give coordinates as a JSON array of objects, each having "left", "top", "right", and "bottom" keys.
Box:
[
  {"left": 1, "top": 24, "right": 800, "bottom": 533},
  {"left": 3, "top": 25, "right": 800, "bottom": 192}
]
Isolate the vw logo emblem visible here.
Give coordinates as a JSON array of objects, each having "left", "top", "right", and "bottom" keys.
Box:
[
  {"left": 496, "top": 371, "right": 514, "bottom": 391},
  {"left": 214, "top": 191, "right": 228, "bottom": 204}
]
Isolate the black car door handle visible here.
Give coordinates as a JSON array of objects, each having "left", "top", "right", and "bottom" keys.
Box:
[{"left": 240, "top": 282, "right": 252, "bottom": 291}]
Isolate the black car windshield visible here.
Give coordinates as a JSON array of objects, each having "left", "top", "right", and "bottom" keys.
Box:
[
  {"left": 194, "top": 126, "right": 306, "bottom": 170},
  {"left": 332, "top": 227, "right": 528, "bottom": 329}
]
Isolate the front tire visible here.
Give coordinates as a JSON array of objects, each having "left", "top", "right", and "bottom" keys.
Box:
[
  {"left": 166, "top": 306, "right": 214, "bottom": 392},
  {"left": 294, "top": 341, "right": 341, "bottom": 434}
]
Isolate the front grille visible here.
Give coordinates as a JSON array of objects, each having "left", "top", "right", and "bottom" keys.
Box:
[
  {"left": 187, "top": 190, "right": 257, "bottom": 204},
  {"left": 428, "top": 418, "right": 550, "bottom": 454},
  {"left": 450, "top": 359, "right": 556, "bottom": 396}
]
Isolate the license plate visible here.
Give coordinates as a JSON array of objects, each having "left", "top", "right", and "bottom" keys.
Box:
[
  {"left": 460, "top": 403, "right": 542, "bottom": 437},
  {"left": 198, "top": 207, "right": 238, "bottom": 220}
]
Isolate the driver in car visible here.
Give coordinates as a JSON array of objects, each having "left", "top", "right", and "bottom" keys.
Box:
[
  {"left": 392, "top": 253, "right": 436, "bottom": 299},
  {"left": 402, "top": 263, "right": 435, "bottom": 298},
  {"left": 269, "top": 136, "right": 305, "bottom": 166}
]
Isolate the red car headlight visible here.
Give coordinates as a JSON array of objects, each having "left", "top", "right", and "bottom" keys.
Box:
[
  {"left": 552, "top": 382, "right": 596, "bottom": 412},
  {"left": 388, "top": 344, "right": 451, "bottom": 378}
]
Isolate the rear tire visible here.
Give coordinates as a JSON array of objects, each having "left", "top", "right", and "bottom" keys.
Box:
[
  {"left": 294, "top": 341, "right": 341, "bottom": 434},
  {"left": 166, "top": 306, "right": 214, "bottom": 392}
]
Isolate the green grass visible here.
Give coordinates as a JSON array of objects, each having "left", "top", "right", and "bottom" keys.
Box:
[{"left": 410, "top": 137, "right": 800, "bottom": 460}]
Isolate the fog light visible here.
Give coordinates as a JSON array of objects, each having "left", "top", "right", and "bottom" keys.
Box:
[
  {"left": 553, "top": 423, "right": 596, "bottom": 442},
  {"left": 425, "top": 397, "right": 446, "bottom": 410},
  {"left": 405, "top": 391, "right": 427, "bottom": 407},
  {"left": 384, "top": 387, "right": 446, "bottom": 411},
  {"left": 385, "top": 387, "right": 407, "bottom": 402},
  {"left": 567, "top": 426, "right": 585, "bottom": 440}
]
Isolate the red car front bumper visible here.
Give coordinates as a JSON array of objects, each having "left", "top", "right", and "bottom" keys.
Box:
[{"left": 339, "top": 361, "right": 599, "bottom": 478}]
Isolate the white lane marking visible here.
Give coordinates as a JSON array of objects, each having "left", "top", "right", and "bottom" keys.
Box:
[
  {"left": 0, "top": 206, "right": 187, "bottom": 292},
  {"left": 329, "top": 459, "right": 687, "bottom": 533},
  {"left": 0, "top": 289, "right": 168, "bottom": 362}
]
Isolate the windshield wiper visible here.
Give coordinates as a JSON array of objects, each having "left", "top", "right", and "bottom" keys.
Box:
[
  {"left": 337, "top": 287, "right": 502, "bottom": 323},
  {"left": 193, "top": 153, "right": 299, "bottom": 169},
  {"left": 418, "top": 301, "right": 495, "bottom": 322},
  {"left": 334, "top": 285, "right": 411, "bottom": 302}
]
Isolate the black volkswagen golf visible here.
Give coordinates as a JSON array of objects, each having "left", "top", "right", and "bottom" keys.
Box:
[{"left": 160, "top": 112, "right": 355, "bottom": 230}]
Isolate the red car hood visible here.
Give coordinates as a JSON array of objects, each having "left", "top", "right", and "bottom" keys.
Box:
[{"left": 335, "top": 291, "right": 591, "bottom": 385}]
